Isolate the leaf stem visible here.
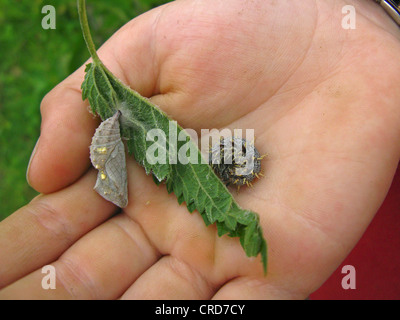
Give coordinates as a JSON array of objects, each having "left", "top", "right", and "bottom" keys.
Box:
[{"left": 77, "top": 0, "right": 101, "bottom": 65}]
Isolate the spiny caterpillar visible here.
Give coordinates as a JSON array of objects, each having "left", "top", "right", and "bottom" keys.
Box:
[{"left": 209, "top": 136, "right": 266, "bottom": 189}]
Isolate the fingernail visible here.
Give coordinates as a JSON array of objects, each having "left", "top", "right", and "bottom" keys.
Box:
[{"left": 26, "top": 137, "right": 40, "bottom": 187}]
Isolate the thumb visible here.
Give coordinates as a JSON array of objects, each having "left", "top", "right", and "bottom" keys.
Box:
[{"left": 27, "top": 8, "right": 161, "bottom": 194}]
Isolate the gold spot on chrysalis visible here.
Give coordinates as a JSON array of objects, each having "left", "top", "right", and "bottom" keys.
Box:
[{"left": 96, "top": 147, "right": 107, "bottom": 154}]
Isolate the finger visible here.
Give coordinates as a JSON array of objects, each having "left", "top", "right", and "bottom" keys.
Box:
[
  {"left": 27, "top": 8, "right": 162, "bottom": 194},
  {"left": 0, "top": 169, "right": 115, "bottom": 289},
  {"left": 118, "top": 160, "right": 269, "bottom": 300},
  {"left": 211, "top": 276, "right": 305, "bottom": 300},
  {"left": 0, "top": 213, "right": 160, "bottom": 300},
  {"left": 27, "top": 77, "right": 98, "bottom": 193},
  {"left": 120, "top": 256, "right": 215, "bottom": 300}
]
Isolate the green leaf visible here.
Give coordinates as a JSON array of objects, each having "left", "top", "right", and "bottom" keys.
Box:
[{"left": 78, "top": 0, "right": 267, "bottom": 274}]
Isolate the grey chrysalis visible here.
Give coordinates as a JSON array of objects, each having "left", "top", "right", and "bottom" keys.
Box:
[{"left": 89, "top": 111, "right": 128, "bottom": 208}]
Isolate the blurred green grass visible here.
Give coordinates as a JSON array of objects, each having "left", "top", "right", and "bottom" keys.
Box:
[{"left": 0, "top": 0, "right": 171, "bottom": 221}]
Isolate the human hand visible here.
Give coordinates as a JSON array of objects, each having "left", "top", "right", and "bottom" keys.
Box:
[{"left": 1, "top": 0, "right": 400, "bottom": 299}]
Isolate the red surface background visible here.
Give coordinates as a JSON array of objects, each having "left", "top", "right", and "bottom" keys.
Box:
[{"left": 310, "top": 164, "right": 400, "bottom": 300}]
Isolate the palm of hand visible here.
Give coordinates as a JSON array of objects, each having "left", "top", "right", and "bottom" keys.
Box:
[{"left": 2, "top": 0, "right": 400, "bottom": 299}]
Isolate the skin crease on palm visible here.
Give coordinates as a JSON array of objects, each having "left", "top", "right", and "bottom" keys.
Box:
[{"left": 1, "top": 0, "right": 400, "bottom": 299}]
